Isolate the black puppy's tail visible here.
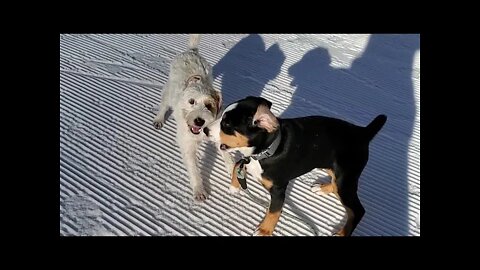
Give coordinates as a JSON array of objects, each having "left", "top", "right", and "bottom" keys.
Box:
[{"left": 365, "top": 114, "right": 387, "bottom": 141}]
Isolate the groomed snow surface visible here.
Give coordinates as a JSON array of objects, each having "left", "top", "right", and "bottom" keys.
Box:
[{"left": 60, "top": 34, "right": 420, "bottom": 236}]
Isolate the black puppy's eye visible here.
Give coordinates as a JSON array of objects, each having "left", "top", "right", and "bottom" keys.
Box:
[
  {"left": 247, "top": 116, "right": 256, "bottom": 127},
  {"left": 222, "top": 121, "right": 231, "bottom": 128},
  {"left": 188, "top": 99, "right": 195, "bottom": 105}
]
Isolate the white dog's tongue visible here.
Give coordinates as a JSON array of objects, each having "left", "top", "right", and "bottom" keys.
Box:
[{"left": 191, "top": 126, "right": 202, "bottom": 134}]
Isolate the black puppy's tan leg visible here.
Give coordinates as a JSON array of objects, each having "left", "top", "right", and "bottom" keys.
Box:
[
  {"left": 255, "top": 210, "right": 281, "bottom": 236},
  {"left": 325, "top": 168, "right": 335, "bottom": 180},
  {"left": 261, "top": 177, "right": 273, "bottom": 190},
  {"left": 311, "top": 169, "right": 338, "bottom": 196},
  {"left": 254, "top": 184, "right": 285, "bottom": 236},
  {"left": 230, "top": 163, "right": 241, "bottom": 189}
]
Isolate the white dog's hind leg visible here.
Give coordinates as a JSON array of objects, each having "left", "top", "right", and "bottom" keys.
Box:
[
  {"left": 153, "top": 82, "right": 172, "bottom": 129},
  {"left": 177, "top": 131, "right": 208, "bottom": 201}
]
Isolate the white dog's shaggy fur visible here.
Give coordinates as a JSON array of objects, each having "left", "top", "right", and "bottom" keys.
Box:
[{"left": 153, "top": 34, "right": 224, "bottom": 201}]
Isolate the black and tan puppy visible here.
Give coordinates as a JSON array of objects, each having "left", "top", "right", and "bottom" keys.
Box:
[{"left": 204, "top": 96, "right": 387, "bottom": 236}]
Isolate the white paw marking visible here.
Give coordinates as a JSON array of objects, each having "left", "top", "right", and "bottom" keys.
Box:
[
  {"left": 311, "top": 184, "right": 328, "bottom": 196},
  {"left": 228, "top": 185, "right": 241, "bottom": 195}
]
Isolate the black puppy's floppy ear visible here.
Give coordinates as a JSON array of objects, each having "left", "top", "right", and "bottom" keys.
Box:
[
  {"left": 260, "top": 97, "right": 272, "bottom": 109},
  {"left": 253, "top": 102, "right": 278, "bottom": 133}
]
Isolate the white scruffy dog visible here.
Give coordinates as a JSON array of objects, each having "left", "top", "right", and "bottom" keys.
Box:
[{"left": 153, "top": 34, "right": 223, "bottom": 201}]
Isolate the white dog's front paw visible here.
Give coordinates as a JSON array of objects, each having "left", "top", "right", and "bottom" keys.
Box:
[
  {"left": 153, "top": 117, "right": 165, "bottom": 129},
  {"left": 228, "top": 185, "right": 241, "bottom": 195},
  {"left": 192, "top": 186, "right": 208, "bottom": 202}
]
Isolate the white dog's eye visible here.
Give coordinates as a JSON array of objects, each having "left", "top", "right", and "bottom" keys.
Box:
[{"left": 188, "top": 99, "right": 195, "bottom": 105}]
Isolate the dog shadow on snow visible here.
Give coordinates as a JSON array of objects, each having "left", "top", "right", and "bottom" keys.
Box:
[
  {"left": 200, "top": 34, "right": 285, "bottom": 197},
  {"left": 282, "top": 34, "right": 420, "bottom": 236}
]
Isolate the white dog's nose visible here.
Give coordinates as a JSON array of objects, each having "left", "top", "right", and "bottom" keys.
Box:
[{"left": 194, "top": 117, "right": 205, "bottom": 127}]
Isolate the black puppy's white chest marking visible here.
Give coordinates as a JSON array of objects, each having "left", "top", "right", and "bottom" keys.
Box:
[
  {"left": 233, "top": 147, "right": 264, "bottom": 183},
  {"left": 245, "top": 159, "right": 263, "bottom": 183}
]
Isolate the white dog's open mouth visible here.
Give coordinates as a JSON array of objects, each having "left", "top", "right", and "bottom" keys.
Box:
[{"left": 190, "top": 125, "right": 202, "bottom": 134}]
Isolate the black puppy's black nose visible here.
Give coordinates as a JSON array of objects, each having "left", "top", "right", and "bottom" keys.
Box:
[
  {"left": 194, "top": 118, "right": 205, "bottom": 126},
  {"left": 203, "top": 127, "right": 210, "bottom": 136},
  {"left": 220, "top": 144, "right": 229, "bottom": 150}
]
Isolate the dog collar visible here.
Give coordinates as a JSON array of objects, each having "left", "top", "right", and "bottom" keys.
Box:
[
  {"left": 233, "top": 130, "right": 280, "bottom": 190},
  {"left": 235, "top": 157, "right": 250, "bottom": 189},
  {"left": 251, "top": 129, "right": 281, "bottom": 161}
]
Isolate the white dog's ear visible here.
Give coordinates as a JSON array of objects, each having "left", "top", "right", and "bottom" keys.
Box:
[
  {"left": 212, "top": 90, "right": 222, "bottom": 116},
  {"left": 186, "top": 75, "right": 202, "bottom": 86},
  {"left": 253, "top": 103, "right": 278, "bottom": 133}
]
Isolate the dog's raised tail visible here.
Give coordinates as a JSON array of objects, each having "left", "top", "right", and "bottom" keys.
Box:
[
  {"left": 188, "top": 34, "right": 201, "bottom": 50},
  {"left": 365, "top": 114, "right": 387, "bottom": 141}
]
